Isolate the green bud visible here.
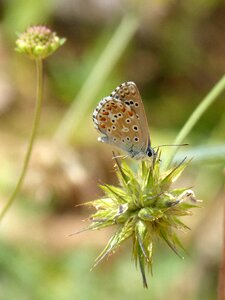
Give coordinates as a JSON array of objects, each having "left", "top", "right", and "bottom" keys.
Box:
[
  {"left": 138, "top": 207, "right": 164, "bottom": 221},
  {"left": 15, "top": 25, "right": 66, "bottom": 60}
]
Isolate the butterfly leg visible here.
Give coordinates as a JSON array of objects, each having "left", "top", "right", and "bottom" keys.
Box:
[{"left": 129, "top": 146, "right": 136, "bottom": 158}]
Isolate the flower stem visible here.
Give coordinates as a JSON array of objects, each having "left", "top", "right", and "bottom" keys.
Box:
[
  {"left": 0, "top": 59, "right": 44, "bottom": 222},
  {"left": 164, "top": 74, "right": 225, "bottom": 169}
]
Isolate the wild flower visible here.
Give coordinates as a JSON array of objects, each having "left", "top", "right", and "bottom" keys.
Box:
[
  {"left": 15, "top": 25, "right": 65, "bottom": 60},
  {"left": 0, "top": 26, "right": 65, "bottom": 222},
  {"left": 82, "top": 152, "right": 200, "bottom": 287}
]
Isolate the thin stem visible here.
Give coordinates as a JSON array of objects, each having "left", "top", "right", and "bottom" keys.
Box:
[
  {"left": 164, "top": 74, "right": 225, "bottom": 169},
  {"left": 54, "top": 13, "right": 139, "bottom": 144},
  {"left": 0, "top": 59, "right": 44, "bottom": 222}
]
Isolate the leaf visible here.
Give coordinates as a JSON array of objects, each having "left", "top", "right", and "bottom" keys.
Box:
[
  {"left": 160, "top": 158, "right": 189, "bottom": 189},
  {"left": 93, "top": 216, "right": 136, "bottom": 268},
  {"left": 159, "top": 229, "right": 183, "bottom": 259},
  {"left": 100, "top": 184, "right": 128, "bottom": 204},
  {"left": 138, "top": 252, "right": 148, "bottom": 288}
]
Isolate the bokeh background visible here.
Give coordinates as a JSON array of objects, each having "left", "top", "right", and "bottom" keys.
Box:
[{"left": 0, "top": 1, "right": 224, "bottom": 299}]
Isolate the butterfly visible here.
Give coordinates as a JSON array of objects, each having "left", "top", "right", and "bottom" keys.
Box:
[{"left": 92, "top": 81, "right": 156, "bottom": 160}]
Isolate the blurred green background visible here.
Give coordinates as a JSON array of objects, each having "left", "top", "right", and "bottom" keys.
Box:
[{"left": 0, "top": 0, "right": 224, "bottom": 299}]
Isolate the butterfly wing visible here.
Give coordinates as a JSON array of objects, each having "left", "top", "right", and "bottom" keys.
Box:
[
  {"left": 93, "top": 96, "right": 147, "bottom": 156},
  {"left": 110, "top": 81, "right": 151, "bottom": 151}
]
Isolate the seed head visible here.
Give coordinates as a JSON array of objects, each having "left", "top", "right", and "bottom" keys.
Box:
[
  {"left": 81, "top": 153, "right": 201, "bottom": 288},
  {"left": 15, "top": 25, "right": 66, "bottom": 59}
]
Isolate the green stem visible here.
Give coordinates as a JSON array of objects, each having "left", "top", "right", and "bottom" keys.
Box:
[
  {"left": 54, "top": 13, "right": 139, "bottom": 144},
  {"left": 0, "top": 59, "right": 44, "bottom": 222},
  {"left": 164, "top": 74, "right": 225, "bottom": 169}
]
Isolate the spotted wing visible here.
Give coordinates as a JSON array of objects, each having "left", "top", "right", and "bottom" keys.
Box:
[
  {"left": 93, "top": 96, "right": 146, "bottom": 156},
  {"left": 110, "top": 81, "right": 151, "bottom": 150}
]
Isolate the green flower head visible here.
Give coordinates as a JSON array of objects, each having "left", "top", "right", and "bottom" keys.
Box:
[
  {"left": 81, "top": 153, "right": 201, "bottom": 288},
  {"left": 15, "top": 25, "right": 66, "bottom": 60}
]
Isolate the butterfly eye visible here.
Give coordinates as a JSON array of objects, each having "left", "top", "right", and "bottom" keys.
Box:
[
  {"left": 126, "top": 137, "right": 130, "bottom": 141},
  {"left": 111, "top": 125, "right": 116, "bottom": 130},
  {"left": 129, "top": 100, "right": 134, "bottom": 105},
  {"left": 146, "top": 148, "right": 154, "bottom": 157},
  {"left": 134, "top": 137, "right": 139, "bottom": 142},
  {"left": 126, "top": 118, "right": 131, "bottom": 124},
  {"left": 134, "top": 102, "right": 139, "bottom": 107}
]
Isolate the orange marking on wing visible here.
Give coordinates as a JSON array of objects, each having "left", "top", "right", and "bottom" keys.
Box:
[
  {"left": 111, "top": 103, "right": 117, "bottom": 108},
  {"left": 100, "top": 123, "right": 106, "bottom": 128},
  {"left": 102, "top": 111, "right": 109, "bottom": 115},
  {"left": 100, "top": 117, "right": 106, "bottom": 121},
  {"left": 128, "top": 111, "right": 134, "bottom": 117}
]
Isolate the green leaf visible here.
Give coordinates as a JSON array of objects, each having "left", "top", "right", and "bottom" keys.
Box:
[
  {"left": 93, "top": 216, "right": 136, "bottom": 267},
  {"left": 159, "top": 228, "right": 183, "bottom": 259},
  {"left": 100, "top": 184, "right": 128, "bottom": 204},
  {"left": 160, "top": 158, "right": 189, "bottom": 189}
]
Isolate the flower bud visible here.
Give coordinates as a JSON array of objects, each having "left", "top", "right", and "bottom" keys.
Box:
[{"left": 15, "top": 25, "right": 66, "bottom": 59}]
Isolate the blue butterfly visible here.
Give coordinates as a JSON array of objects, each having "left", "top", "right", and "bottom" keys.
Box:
[{"left": 93, "top": 81, "right": 156, "bottom": 159}]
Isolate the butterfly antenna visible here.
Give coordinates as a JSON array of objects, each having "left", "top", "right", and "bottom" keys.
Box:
[{"left": 153, "top": 143, "right": 188, "bottom": 149}]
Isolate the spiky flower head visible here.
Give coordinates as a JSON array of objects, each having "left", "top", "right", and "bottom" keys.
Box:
[
  {"left": 15, "top": 25, "right": 66, "bottom": 60},
  {"left": 81, "top": 153, "right": 201, "bottom": 288}
]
